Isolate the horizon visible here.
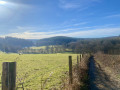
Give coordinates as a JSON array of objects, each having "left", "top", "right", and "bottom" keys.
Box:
[
  {"left": 0, "top": 35, "right": 119, "bottom": 40},
  {"left": 0, "top": 0, "right": 120, "bottom": 39}
]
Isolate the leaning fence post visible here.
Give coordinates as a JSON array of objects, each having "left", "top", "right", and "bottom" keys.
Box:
[
  {"left": 69, "top": 56, "right": 73, "bottom": 84},
  {"left": 2, "top": 62, "right": 16, "bottom": 90}
]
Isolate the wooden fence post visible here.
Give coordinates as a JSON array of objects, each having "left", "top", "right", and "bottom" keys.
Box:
[
  {"left": 2, "top": 62, "right": 16, "bottom": 90},
  {"left": 80, "top": 54, "right": 82, "bottom": 62},
  {"left": 82, "top": 54, "right": 84, "bottom": 58},
  {"left": 77, "top": 55, "right": 79, "bottom": 67},
  {"left": 81, "top": 54, "right": 83, "bottom": 58},
  {"left": 69, "top": 56, "right": 73, "bottom": 84}
]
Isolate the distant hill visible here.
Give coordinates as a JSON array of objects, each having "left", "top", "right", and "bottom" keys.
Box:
[
  {"left": 28, "top": 36, "right": 120, "bottom": 54},
  {"left": 68, "top": 36, "right": 120, "bottom": 54},
  {"left": 0, "top": 35, "right": 120, "bottom": 54},
  {"left": 0, "top": 37, "right": 34, "bottom": 53},
  {"left": 36, "top": 36, "right": 80, "bottom": 46}
]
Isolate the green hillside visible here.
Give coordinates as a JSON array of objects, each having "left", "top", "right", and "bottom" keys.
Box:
[{"left": 36, "top": 36, "right": 79, "bottom": 46}]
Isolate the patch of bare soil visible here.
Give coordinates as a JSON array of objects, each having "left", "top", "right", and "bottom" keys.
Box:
[{"left": 91, "top": 56, "right": 120, "bottom": 90}]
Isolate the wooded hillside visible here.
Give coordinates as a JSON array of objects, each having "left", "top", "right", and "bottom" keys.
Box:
[{"left": 0, "top": 36, "right": 120, "bottom": 54}]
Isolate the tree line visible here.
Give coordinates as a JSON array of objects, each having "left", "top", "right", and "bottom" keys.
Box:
[
  {"left": 0, "top": 36, "right": 120, "bottom": 54},
  {"left": 19, "top": 46, "right": 66, "bottom": 54},
  {"left": 0, "top": 37, "right": 33, "bottom": 53},
  {"left": 68, "top": 36, "right": 120, "bottom": 54}
]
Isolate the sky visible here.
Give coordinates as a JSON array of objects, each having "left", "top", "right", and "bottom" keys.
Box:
[{"left": 0, "top": 0, "right": 120, "bottom": 39}]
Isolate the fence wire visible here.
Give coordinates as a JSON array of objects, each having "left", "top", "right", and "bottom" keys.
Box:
[
  {"left": 0, "top": 53, "right": 118, "bottom": 90},
  {"left": 0, "top": 54, "right": 78, "bottom": 90}
]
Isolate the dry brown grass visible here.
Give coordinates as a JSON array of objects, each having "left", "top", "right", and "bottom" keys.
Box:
[
  {"left": 94, "top": 52, "right": 120, "bottom": 89},
  {"left": 94, "top": 52, "right": 120, "bottom": 75},
  {"left": 59, "top": 54, "right": 90, "bottom": 90}
]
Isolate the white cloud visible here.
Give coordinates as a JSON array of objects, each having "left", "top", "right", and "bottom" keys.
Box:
[
  {"left": 1, "top": 27, "right": 120, "bottom": 39},
  {"left": 59, "top": 0, "right": 101, "bottom": 10},
  {"left": 73, "top": 22, "right": 88, "bottom": 26},
  {"left": 105, "top": 14, "right": 120, "bottom": 18},
  {"left": 65, "top": 27, "right": 120, "bottom": 38},
  {"left": 62, "top": 22, "right": 88, "bottom": 28},
  {"left": 60, "top": 3, "right": 80, "bottom": 9},
  {"left": 1, "top": 32, "right": 52, "bottom": 39}
]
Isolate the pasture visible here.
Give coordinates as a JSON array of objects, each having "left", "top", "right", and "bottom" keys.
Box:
[{"left": 0, "top": 53, "right": 77, "bottom": 90}]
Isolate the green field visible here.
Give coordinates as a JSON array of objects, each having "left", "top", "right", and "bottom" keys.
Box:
[
  {"left": 0, "top": 53, "right": 77, "bottom": 90},
  {"left": 30, "top": 46, "right": 46, "bottom": 49}
]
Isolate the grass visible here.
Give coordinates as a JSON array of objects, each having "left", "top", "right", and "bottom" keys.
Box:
[
  {"left": 30, "top": 46, "right": 46, "bottom": 49},
  {"left": 94, "top": 53, "right": 120, "bottom": 75},
  {"left": 94, "top": 52, "right": 120, "bottom": 88},
  {"left": 30, "top": 45, "right": 62, "bottom": 49},
  {"left": 0, "top": 53, "right": 77, "bottom": 90},
  {"left": 62, "top": 54, "right": 90, "bottom": 90}
]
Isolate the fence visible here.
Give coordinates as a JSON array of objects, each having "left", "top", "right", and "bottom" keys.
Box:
[{"left": 0, "top": 54, "right": 89, "bottom": 90}]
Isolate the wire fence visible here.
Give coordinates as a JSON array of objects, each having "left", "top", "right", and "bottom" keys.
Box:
[
  {"left": 0, "top": 54, "right": 79, "bottom": 90},
  {"left": 0, "top": 53, "right": 118, "bottom": 90}
]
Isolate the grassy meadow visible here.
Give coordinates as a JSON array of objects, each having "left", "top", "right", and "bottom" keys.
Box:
[{"left": 0, "top": 53, "right": 77, "bottom": 90}]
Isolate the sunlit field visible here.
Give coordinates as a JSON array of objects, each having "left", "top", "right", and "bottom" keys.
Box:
[{"left": 0, "top": 53, "right": 77, "bottom": 90}]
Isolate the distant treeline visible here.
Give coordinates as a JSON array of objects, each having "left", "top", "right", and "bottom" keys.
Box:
[
  {"left": 68, "top": 36, "right": 120, "bottom": 54},
  {"left": 19, "top": 46, "right": 66, "bottom": 54},
  {"left": 0, "top": 36, "right": 120, "bottom": 54},
  {"left": 36, "top": 36, "right": 79, "bottom": 46},
  {"left": 0, "top": 37, "right": 33, "bottom": 53}
]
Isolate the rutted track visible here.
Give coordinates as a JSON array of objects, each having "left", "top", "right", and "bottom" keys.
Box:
[
  {"left": 89, "top": 56, "right": 120, "bottom": 90},
  {"left": 89, "top": 56, "right": 98, "bottom": 90}
]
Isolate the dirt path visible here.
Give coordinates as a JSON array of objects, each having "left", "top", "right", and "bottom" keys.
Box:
[
  {"left": 89, "top": 56, "right": 120, "bottom": 90},
  {"left": 89, "top": 56, "right": 98, "bottom": 90}
]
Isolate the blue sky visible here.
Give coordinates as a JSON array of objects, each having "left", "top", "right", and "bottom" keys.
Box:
[{"left": 0, "top": 0, "right": 120, "bottom": 39}]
